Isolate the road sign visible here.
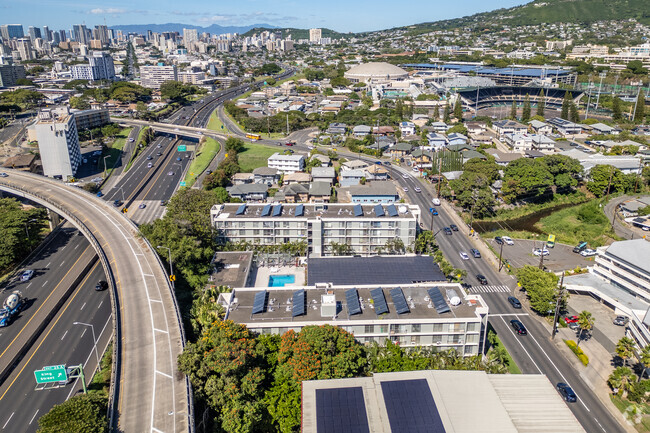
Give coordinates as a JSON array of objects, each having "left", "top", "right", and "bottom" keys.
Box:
[
  {"left": 35, "top": 365, "right": 67, "bottom": 384},
  {"left": 177, "top": 145, "right": 187, "bottom": 152},
  {"left": 179, "top": 181, "right": 186, "bottom": 187},
  {"left": 170, "top": 275, "right": 176, "bottom": 282}
]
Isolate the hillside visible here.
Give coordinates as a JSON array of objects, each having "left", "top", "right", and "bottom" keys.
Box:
[{"left": 242, "top": 27, "right": 354, "bottom": 40}]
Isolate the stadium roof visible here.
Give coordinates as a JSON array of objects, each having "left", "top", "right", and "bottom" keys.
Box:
[{"left": 403, "top": 63, "right": 572, "bottom": 78}]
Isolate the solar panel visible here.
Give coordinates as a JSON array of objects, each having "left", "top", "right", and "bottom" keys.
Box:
[
  {"left": 272, "top": 204, "right": 282, "bottom": 217},
  {"left": 292, "top": 289, "right": 306, "bottom": 317},
  {"left": 252, "top": 290, "right": 267, "bottom": 314},
  {"left": 261, "top": 204, "right": 272, "bottom": 217},
  {"left": 316, "top": 387, "right": 370, "bottom": 433},
  {"left": 381, "top": 379, "right": 446, "bottom": 433},
  {"left": 389, "top": 288, "right": 410, "bottom": 315},
  {"left": 427, "top": 287, "right": 450, "bottom": 314},
  {"left": 370, "top": 288, "right": 388, "bottom": 315},
  {"left": 353, "top": 204, "right": 363, "bottom": 217},
  {"left": 235, "top": 204, "right": 246, "bottom": 215},
  {"left": 373, "top": 204, "right": 384, "bottom": 217},
  {"left": 345, "top": 289, "right": 362, "bottom": 316},
  {"left": 386, "top": 204, "right": 398, "bottom": 217},
  {"left": 295, "top": 204, "right": 304, "bottom": 216}
]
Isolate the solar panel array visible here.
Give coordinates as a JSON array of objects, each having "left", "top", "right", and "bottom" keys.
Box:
[
  {"left": 370, "top": 288, "right": 388, "bottom": 315},
  {"left": 272, "top": 204, "right": 282, "bottom": 216},
  {"left": 427, "top": 287, "right": 450, "bottom": 314},
  {"left": 295, "top": 204, "right": 305, "bottom": 216},
  {"left": 236, "top": 204, "right": 246, "bottom": 215},
  {"left": 252, "top": 290, "right": 267, "bottom": 314},
  {"left": 386, "top": 204, "right": 398, "bottom": 217},
  {"left": 374, "top": 204, "right": 384, "bottom": 217},
  {"left": 261, "top": 204, "right": 272, "bottom": 216},
  {"left": 315, "top": 387, "right": 370, "bottom": 433},
  {"left": 380, "top": 379, "right": 446, "bottom": 433},
  {"left": 345, "top": 288, "right": 362, "bottom": 316},
  {"left": 389, "top": 288, "right": 410, "bottom": 315},
  {"left": 292, "top": 289, "right": 306, "bottom": 317},
  {"left": 353, "top": 204, "right": 363, "bottom": 217}
]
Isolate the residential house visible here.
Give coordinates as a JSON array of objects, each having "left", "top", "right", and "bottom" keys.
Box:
[
  {"left": 283, "top": 172, "right": 312, "bottom": 185},
  {"left": 504, "top": 133, "right": 533, "bottom": 152},
  {"left": 275, "top": 183, "right": 309, "bottom": 203},
  {"left": 311, "top": 166, "right": 336, "bottom": 186},
  {"left": 2, "top": 154, "right": 37, "bottom": 172},
  {"left": 484, "top": 148, "right": 523, "bottom": 166},
  {"left": 429, "top": 121, "right": 449, "bottom": 133},
  {"left": 253, "top": 167, "right": 280, "bottom": 186},
  {"left": 309, "top": 181, "right": 332, "bottom": 203},
  {"left": 411, "top": 148, "right": 434, "bottom": 168},
  {"left": 267, "top": 152, "right": 305, "bottom": 174},
  {"left": 524, "top": 149, "right": 545, "bottom": 159},
  {"left": 493, "top": 119, "right": 528, "bottom": 136},
  {"left": 531, "top": 135, "right": 556, "bottom": 152},
  {"left": 389, "top": 142, "right": 412, "bottom": 158},
  {"left": 465, "top": 121, "right": 487, "bottom": 135},
  {"left": 590, "top": 123, "right": 620, "bottom": 135},
  {"left": 347, "top": 181, "right": 399, "bottom": 204},
  {"left": 352, "top": 125, "right": 371, "bottom": 138},
  {"left": 561, "top": 149, "right": 643, "bottom": 174},
  {"left": 446, "top": 133, "right": 468, "bottom": 146},
  {"left": 231, "top": 172, "right": 254, "bottom": 185},
  {"left": 547, "top": 117, "right": 582, "bottom": 136},
  {"left": 364, "top": 164, "right": 390, "bottom": 181},
  {"left": 426, "top": 132, "right": 448, "bottom": 151},
  {"left": 339, "top": 168, "right": 365, "bottom": 187},
  {"left": 461, "top": 150, "right": 487, "bottom": 163},
  {"left": 327, "top": 122, "right": 347, "bottom": 135},
  {"left": 342, "top": 159, "right": 369, "bottom": 171},
  {"left": 372, "top": 126, "right": 395, "bottom": 136},
  {"left": 399, "top": 121, "right": 416, "bottom": 136},
  {"left": 446, "top": 143, "right": 474, "bottom": 152},
  {"left": 226, "top": 184, "right": 268, "bottom": 202},
  {"left": 311, "top": 154, "right": 331, "bottom": 167},
  {"left": 529, "top": 120, "right": 552, "bottom": 135}
]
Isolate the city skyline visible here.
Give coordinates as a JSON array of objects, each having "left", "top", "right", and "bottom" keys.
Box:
[{"left": 2, "top": 0, "right": 527, "bottom": 33}]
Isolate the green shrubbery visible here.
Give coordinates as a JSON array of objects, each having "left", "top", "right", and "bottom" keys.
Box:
[{"left": 564, "top": 339, "right": 589, "bottom": 366}]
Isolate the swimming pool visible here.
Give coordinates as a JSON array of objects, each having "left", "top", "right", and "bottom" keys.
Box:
[{"left": 268, "top": 274, "right": 295, "bottom": 287}]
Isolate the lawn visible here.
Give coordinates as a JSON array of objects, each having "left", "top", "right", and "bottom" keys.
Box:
[
  {"left": 184, "top": 137, "right": 220, "bottom": 187},
  {"left": 104, "top": 127, "right": 132, "bottom": 176},
  {"left": 610, "top": 394, "right": 650, "bottom": 432},
  {"left": 486, "top": 323, "right": 522, "bottom": 374},
  {"left": 238, "top": 142, "right": 278, "bottom": 173},
  {"left": 206, "top": 110, "right": 230, "bottom": 133},
  {"left": 482, "top": 192, "right": 588, "bottom": 221}
]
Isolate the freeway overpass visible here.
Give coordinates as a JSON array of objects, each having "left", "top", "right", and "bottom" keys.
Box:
[
  {"left": 0, "top": 171, "right": 191, "bottom": 433},
  {"left": 111, "top": 117, "right": 228, "bottom": 140}
]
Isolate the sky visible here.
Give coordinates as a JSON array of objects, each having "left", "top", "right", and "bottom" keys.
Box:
[{"left": 1, "top": 0, "right": 527, "bottom": 33}]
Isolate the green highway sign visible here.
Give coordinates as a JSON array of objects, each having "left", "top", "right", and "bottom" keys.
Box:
[
  {"left": 177, "top": 145, "right": 187, "bottom": 152},
  {"left": 35, "top": 365, "right": 67, "bottom": 384},
  {"left": 179, "top": 181, "right": 186, "bottom": 187}
]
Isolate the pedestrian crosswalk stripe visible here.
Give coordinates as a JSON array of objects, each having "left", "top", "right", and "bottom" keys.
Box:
[{"left": 468, "top": 285, "right": 511, "bottom": 293}]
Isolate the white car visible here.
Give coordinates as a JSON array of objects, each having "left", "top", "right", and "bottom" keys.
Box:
[
  {"left": 533, "top": 248, "right": 550, "bottom": 256},
  {"left": 580, "top": 248, "right": 597, "bottom": 257},
  {"left": 459, "top": 252, "right": 469, "bottom": 260},
  {"left": 20, "top": 269, "right": 34, "bottom": 281},
  {"left": 502, "top": 236, "right": 514, "bottom": 245},
  {"left": 432, "top": 198, "right": 441, "bottom": 206},
  {"left": 402, "top": 173, "right": 409, "bottom": 179},
  {"left": 414, "top": 186, "right": 421, "bottom": 193},
  {"left": 403, "top": 187, "right": 409, "bottom": 192},
  {"left": 0, "top": 172, "right": 8, "bottom": 178}
]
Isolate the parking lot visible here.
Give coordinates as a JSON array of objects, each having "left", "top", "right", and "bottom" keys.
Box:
[
  {"left": 486, "top": 238, "right": 594, "bottom": 272},
  {"left": 564, "top": 293, "right": 626, "bottom": 353}
]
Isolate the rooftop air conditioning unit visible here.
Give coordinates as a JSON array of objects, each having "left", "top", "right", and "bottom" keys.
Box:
[{"left": 321, "top": 293, "right": 336, "bottom": 317}]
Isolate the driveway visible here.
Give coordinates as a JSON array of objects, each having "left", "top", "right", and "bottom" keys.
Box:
[
  {"left": 604, "top": 195, "right": 647, "bottom": 240},
  {"left": 486, "top": 238, "right": 593, "bottom": 272}
]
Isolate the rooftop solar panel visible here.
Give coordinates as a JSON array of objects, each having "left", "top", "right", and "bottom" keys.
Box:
[
  {"left": 386, "top": 204, "right": 398, "bottom": 217},
  {"left": 261, "top": 204, "right": 272, "bottom": 217},
  {"left": 370, "top": 288, "right": 388, "bottom": 315},
  {"left": 316, "top": 387, "right": 370, "bottom": 433},
  {"left": 353, "top": 204, "right": 363, "bottom": 217},
  {"left": 292, "top": 289, "right": 306, "bottom": 317},
  {"left": 235, "top": 204, "right": 246, "bottom": 215},
  {"left": 345, "top": 288, "right": 362, "bottom": 316},
  {"left": 295, "top": 204, "right": 304, "bottom": 216},
  {"left": 252, "top": 290, "right": 267, "bottom": 314},
  {"left": 381, "top": 379, "right": 446, "bottom": 433},
  {"left": 373, "top": 204, "right": 385, "bottom": 217},
  {"left": 272, "top": 204, "right": 282, "bottom": 217},
  {"left": 389, "top": 287, "right": 410, "bottom": 315},
  {"left": 427, "top": 287, "right": 450, "bottom": 314}
]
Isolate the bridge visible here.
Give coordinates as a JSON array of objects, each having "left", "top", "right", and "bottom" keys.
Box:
[
  {"left": 0, "top": 171, "right": 191, "bottom": 433},
  {"left": 112, "top": 117, "right": 229, "bottom": 140}
]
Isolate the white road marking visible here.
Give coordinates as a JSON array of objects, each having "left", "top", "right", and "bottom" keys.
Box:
[
  {"left": 156, "top": 370, "right": 172, "bottom": 379},
  {"left": 29, "top": 410, "right": 39, "bottom": 425},
  {"left": 74, "top": 244, "right": 79, "bottom": 249},
  {"left": 97, "top": 300, "right": 103, "bottom": 309},
  {"left": 26, "top": 282, "right": 32, "bottom": 289},
  {"left": 41, "top": 280, "right": 48, "bottom": 287},
  {"left": 80, "top": 302, "right": 86, "bottom": 311},
  {"left": 45, "top": 262, "right": 51, "bottom": 268},
  {"left": 60, "top": 260, "right": 65, "bottom": 267},
  {"left": 80, "top": 328, "right": 86, "bottom": 338},
  {"left": 154, "top": 328, "right": 168, "bottom": 334},
  {"left": 3, "top": 412, "right": 14, "bottom": 428},
  {"left": 150, "top": 299, "right": 162, "bottom": 303}
]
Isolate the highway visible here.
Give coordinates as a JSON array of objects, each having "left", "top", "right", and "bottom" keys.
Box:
[{"left": 0, "top": 262, "right": 112, "bottom": 433}]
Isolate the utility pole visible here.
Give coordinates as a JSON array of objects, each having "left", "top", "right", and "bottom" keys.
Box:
[
  {"left": 595, "top": 72, "right": 606, "bottom": 111},
  {"left": 498, "top": 240, "right": 505, "bottom": 272},
  {"left": 552, "top": 272, "right": 565, "bottom": 339},
  {"left": 633, "top": 86, "right": 641, "bottom": 121},
  {"left": 436, "top": 155, "right": 443, "bottom": 198},
  {"left": 286, "top": 113, "right": 289, "bottom": 136},
  {"left": 267, "top": 115, "right": 270, "bottom": 138},
  {"left": 468, "top": 190, "right": 479, "bottom": 236},
  {"left": 585, "top": 77, "right": 593, "bottom": 119},
  {"left": 538, "top": 243, "right": 545, "bottom": 270}
]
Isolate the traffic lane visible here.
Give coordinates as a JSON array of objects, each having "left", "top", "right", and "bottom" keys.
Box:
[
  {"left": 137, "top": 145, "right": 192, "bottom": 201},
  {"left": 0, "top": 264, "right": 111, "bottom": 433}
]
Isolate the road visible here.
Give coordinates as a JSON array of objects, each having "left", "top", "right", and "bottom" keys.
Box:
[{"left": 0, "top": 262, "right": 112, "bottom": 433}]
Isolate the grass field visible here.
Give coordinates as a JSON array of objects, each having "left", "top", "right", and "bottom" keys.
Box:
[
  {"left": 238, "top": 142, "right": 278, "bottom": 173},
  {"left": 610, "top": 394, "right": 650, "bottom": 432},
  {"left": 104, "top": 127, "right": 132, "bottom": 176},
  {"left": 206, "top": 110, "right": 230, "bottom": 133},
  {"left": 184, "top": 137, "right": 220, "bottom": 187}
]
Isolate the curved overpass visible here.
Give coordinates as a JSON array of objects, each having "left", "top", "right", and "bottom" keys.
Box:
[{"left": 0, "top": 171, "right": 190, "bottom": 433}]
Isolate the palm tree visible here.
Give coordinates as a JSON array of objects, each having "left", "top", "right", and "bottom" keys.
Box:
[
  {"left": 616, "top": 337, "right": 637, "bottom": 367},
  {"left": 639, "top": 345, "right": 650, "bottom": 381},
  {"left": 576, "top": 311, "right": 595, "bottom": 346},
  {"left": 608, "top": 366, "right": 636, "bottom": 398},
  {"left": 190, "top": 285, "right": 231, "bottom": 334}
]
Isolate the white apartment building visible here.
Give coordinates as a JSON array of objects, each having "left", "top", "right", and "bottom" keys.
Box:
[
  {"left": 267, "top": 152, "right": 305, "bottom": 174},
  {"left": 70, "top": 51, "right": 115, "bottom": 81},
  {"left": 140, "top": 65, "right": 178, "bottom": 89},
  {"left": 593, "top": 239, "right": 650, "bottom": 304},
  {"left": 35, "top": 108, "right": 81, "bottom": 179},
  {"left": 309, "top": 28, "right": 322, "bottom": 43},
  {"left": 219, "top": 282, "right": 488, "bottom": 355},
  {"left": 178, "top": 70, "right": 205, "bottom": 84},
  {"left": 210, "top": 203, "right": 420, "bottom": 257}
]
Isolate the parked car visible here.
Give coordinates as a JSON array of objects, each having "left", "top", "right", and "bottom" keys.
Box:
[
  {"left": 533, "top": 248, "right": 550, "bottom": 256},
  {"left": 443, "top": 227, "right": 452, "bottom": 235},
  {"left": 459, "top": 251, "right": 469, "bottom": 260},
  {"left": 564, "top": 315, "right": 579, "bottom": 323},
  {"left": 95, "top": 280, "right": 108, "bottom": 291},
  {"left": 508, "top": 296, "right": 522, "bottom": 309},
  {"left": 580, "top": 249, "right": 596, "bottom": 257},
  {"left": 20, "top": 270, "right": 34, "bottom": 281},
  {"left": 113, "top": 200, "right": 122, "bottom": 207},
  {"left": 495, "top": 236, "right": 504, "bottom": 245},
  {"left": 573, "top": 241, "right": 588, "bottom": 253},
  {"left": 470, "top": 248, "right": 481, "bottom": 258},
  {"left": 502, "top": 236, "right": 514, "bottom": 245},
  {"left": 613, "top": 316, "right": 629, "bottom": 326},
  {"left": 568, "top": 321, "right": 580, "bottom": 330},
  {"left": 160, "top": 200, "right": 167, "bottom": 206},
  {"left": 450, "top": 224, "right": 458, "bottom": 231},
  {"left": 476, "top": 274, "right": 488, "bottom": 285},
  {"left": 556, "top": 383, "right": 577, "bottom": 402},
  {"left": 0, "top": 172, "right": 8, "bottom": 177},
  {"left": 510, "top": 319, "right": 527, "bottom": 335}
]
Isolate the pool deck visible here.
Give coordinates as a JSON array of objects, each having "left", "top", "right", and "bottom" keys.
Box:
[{"left": 253, "top": 265, "right": 306, "bottom": 287}]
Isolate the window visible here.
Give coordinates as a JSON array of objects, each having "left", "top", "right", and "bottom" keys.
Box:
[
  {"left": 364, "top": 325, "right": 374, "bottom": 334},
  {"left": 411, "top": 324, "right": 421, "bottom": 333}
]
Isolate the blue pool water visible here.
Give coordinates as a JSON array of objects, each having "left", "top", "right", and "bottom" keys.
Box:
[{"left": 268, "top": 274, "right": 295, "bottom": 287}]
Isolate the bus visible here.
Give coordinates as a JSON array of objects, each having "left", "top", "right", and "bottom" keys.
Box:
[{"left": 246, "top": 133, "right": 261, "bottom": 141}]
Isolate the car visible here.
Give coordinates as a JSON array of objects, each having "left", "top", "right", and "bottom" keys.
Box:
[
  {"left": 176, "top": 157, "right": 182, "bottom": 161},
  {"left": 414, "top": 187, "right": 421, "bottom": 193},
  {"left": 402, "top": 173, "right": 409, "bottom": 179},
  {"left": 160, "top": 200, "right": 167, "bottom": 206},
  {"left": 443, "top": 227, "right": 452, "bottom": 235},
  {"left": 508, "top": 296, "right": 522, "bottom": 309},
  {"left": 476, "top": 274, "right": 488, "bottom": 285},
  {"left": 403, "top": 187, "right": 409, "bottom": 192},
  {"left": 206, "top": 170, "right": 213, "bottom": 175},
  {"left": 167, "top": 171, "right": 174, "bottom": 176},
  {"left": 495, "top": 236, "right": 504, "bottom": 245},
  {"left": 113, "top": 200, "right": 122, "bottom": 207},
  {"left": 556, "top": 383, "right": 577, "bottom": 402},
  {"left": 128, "top": 138, "right": 135, "bottom": 142},
  {"left": 285, "top": 142, "right": 295, "bottom": 146},
  {"left": 580, "top": 248, "right": 596, "bottom": 257},
  {"left": 0, "top": 172, "right": 8, "bottom": 177},
  {"left": 510, "top": 319, "right": 527, "bottom": 335},
  {"left": 412, "top": 167, "right": 419, "bottom": 172},
  {"left": 431, "top": 208, "right": 438, "bottom": 216},
  {"left": 564, "top": 315, "right": 579, "bottom": 323},
  {"left": 502, "top": 236, "right": 514, "bottom": 245},
  {"left": 156, "top": 152, "right": 162, "bottom": 156},
  {"left": 95, "top": 280, "right": 108, "bottom": 291},
  {"left": 613, "top": 316, "right": 629, "bottom": 326},
  {"left": 432, "top": 198, "right": 441, "bottom": 206},
  {"left": 158, "top": 144, "right": 163, "bottom": 148},
  {"left": 96, "top": 191, "right": 103, "bottom": 197},
  {"left": 533, "top": 248, "right": 550, "bottom": 256},
  {"left": 138, "top": 203, "right": 146, "bottom": 209},
  {"left": 147, "top": 163, "right": 153, "bottom": 168},
  {"left": 20, "top": 270, "right": 34, "bottom": 281},
  {"left": 568, "top": 321, "right": 580, "bottom": 330},
  {"left": 450, "top": 224, "right": 458, "bottom": 231},
  {"left": 459, "top": 252, "right": 469, "bottom": 260},
  {"left": 470, "top": 248, "right": 481, "bottom": 258},
  {"left": 384, "top": 162, "right": 391, "bottom": 166},
  {"left": 91, "top": 177, "right": 103, "bottom": 183},
  {"left": 573, "top": 241, "right": 588, "bottom": 253},
  {"left": 146, "top": 156, "right": 153, "bottom": 160}
]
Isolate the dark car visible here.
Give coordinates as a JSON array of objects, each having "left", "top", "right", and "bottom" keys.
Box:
[
  {"left": 431, "top": 208, "right": 438, "bottom": 216},
  {"left": 476, "top": 274, "right": 488, "bottom": 285},
  {"left": 443, "top": 227, "right": 452, "bottom": 235},
  {"left": 508, "top": 296, "right": 522, "bottom": 309},
  {"left": 146, "top": 156, "right": 153, "bottom": 160},
  {"left": 470, "top": 248, "right": 481, "bottom": 258},
  {"left": 495, "top": 236, "right": 504, "bottom": 245},
  {"left": 113, "top": 200, "right": 122, "bottom": 207},
  {"left": 573, "top": 241, "right": 588, "bottom": 253},
  {"left": 510, "top": 319, "right": 527, "bottom": 335},
  {"left": 556, "top": 383, "right": 577, "bottom": 402},
  {"left": 450, "top": 224, "right": 458, "bottom": 231},
  {"left": 95, "top": 280, "right": 108, "bottom": 291}
]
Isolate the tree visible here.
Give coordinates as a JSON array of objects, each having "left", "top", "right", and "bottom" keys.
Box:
[
  {"left": 414, "top": 231, "right": 437, "bottom": 254},
  {"left": 189, "top": 285, "right": 231, "bottom": 334},
  {"left": 15, "top": 78, "right": 36, "bottom": 86},
  {"left": 536, "top": 89, "right": 545, "bottom": 117},
  {"left": 608, "top": 366, "right": 636, "bottom": 398},
  {"left": 616, "top": 337, "right": 637, "bottom": 367},
  {"left": 501, "top": 158, "right": 554, "bottom": 203},
  {"left": 329, "top": 241, "right": 352, "bottom": 256},
  {"left": 561, "top": 92, "right": 572, "bottom": 120},
  {"left": 627, "top": 60, "right": 648, "bottom": 76},
  {"left": 225, "top": 137, "right": 245, "bottom": 154},
  {"left": 576, "top": 311, "right": 594, "bottom": 346},
  {"left": 521, "top": 94, "right": 531, "bottom": 122},
  {"left": 541, "top": 154, "right": 582, "bottom": 191},
  {"left": 634, "top": 90, "right": 646, "bottom": 123},
  {"left": 433, "top": 104, "right": 440, "bottom": 120},
  {"left": 0, "top": 198, "right": 47, "bottom": 272},
  {"left": 453, "top": 97, "right": 463, "bottom": 120},
  {"left": 586, "top": 165, "right": 624, "bottom": 197},
  {"left": 510, "top": 101, "right": 517, "bottom": 119},
  {"left": 639, "top": 345, "right": 650, "bottom": 381},
  {"left": 160, "top": 80, "right": 186, "bottom": 101},
  {"left": 516, "top": 265, "right": 559, "bottom": 315},
  {"left": 569, "top": 102, "right": 580, "bottom": 123},
  {"left": 443, "top": 103, "right": 451, "bottom": 123},
  {"left": 38, "top": 393, "right": 108, "bottom": 433},
  {"left": 612, "top": 97, "right": 623, "bottom": 122}
]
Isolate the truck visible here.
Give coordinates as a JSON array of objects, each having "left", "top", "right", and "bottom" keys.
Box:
[{"left": 0, "top": 291, "right": 25, "bottom": 327}]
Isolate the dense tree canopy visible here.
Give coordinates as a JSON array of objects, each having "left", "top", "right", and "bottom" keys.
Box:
[
  {"left": 0, "top": 198, "right": 47, "bottom": 273},
  {"left": 501, "top": 158, "right": 555, "bottom": 203},
  {"left": 516, "top": 265, "right": 560, "bottom": 315},
  {"left": 38, "top": 393, "right": 108, "bottom": 433}
]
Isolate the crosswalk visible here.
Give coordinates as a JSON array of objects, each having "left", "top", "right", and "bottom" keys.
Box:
[{"left": 467, "top": 285, "right": 511, "bottom": 294}]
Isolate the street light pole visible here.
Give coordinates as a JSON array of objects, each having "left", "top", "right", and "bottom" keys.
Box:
[
  {"left": 595, "top": 72, "right": 606, "bottom": 111},
  {"left": 103, "top": 155, "right": 109, "bottom": 179},
  {"left": 498, "top": 241, "right": 505, "bottom": 272},
  {"left": 551, "top": 272, "right": 565, "bottom": 339},
  {"left": 73, "top": 321, "right": 100, "bottom": 367},
  {"left": 158, "top": 246, "right": 174, "bottom": 289}
]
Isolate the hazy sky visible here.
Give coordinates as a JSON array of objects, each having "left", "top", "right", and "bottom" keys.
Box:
[{"left": 2, "top": 0, "right": 527, "bottom": 32}]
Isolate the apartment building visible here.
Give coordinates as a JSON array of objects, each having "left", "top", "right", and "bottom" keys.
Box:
[
  {"left": 0, "top": 61, "right": 26, "bottom": 87},
  {"left": 210, "top": 203, "right": 419, "bottom": 257},
  {"left": 267, "top": 152, "right": 305, "bottom": 174},
  {"left": 35, "top": 108, "right": 81, "bottom": 179},
  {"left": 309, "top": 28, "right": 322, "bottom": 43},
  {"left": 140, "top": 65, "right": 178, "bottom": 89},
  {"left": 593, "top": 239, "right": 650, "bottom": 304},
  {"left": 220, "top": 282, "right": 488, "bottom": 355},
  {"left": 72, "top": 108, "right": 110, "bottom": 131},
  {"left": 70, "top": 51, "right": 115, "bottom": 81}
]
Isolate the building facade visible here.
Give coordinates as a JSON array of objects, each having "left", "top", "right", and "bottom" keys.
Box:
[
  {"left": 70, "top": 51, "right": 115, "bottom": 81},
  {"left": 593, "top": 240, "right": 650, "bottom": 304},
  {"left": 267, "top": 152, "right": 305, "bottom": 173},
  {"left": 35, "top": 108, "right": 81, "bottom": 179},
  {"left": 0, "top": 62, "right": 26, "bottom": 87},
  {"left": 0, "top": 25, "right": 24, "bottom": 40},
  {"left": 140, "top": 65, "right": 178, "bottom": 89},
  {"left": 72, "top": 108, "right": 110, "bottom": 131},
  {"left": 211, "top": 203, "right": 419, "bottom": 257}
]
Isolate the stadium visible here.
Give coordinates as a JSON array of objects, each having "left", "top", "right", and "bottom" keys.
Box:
[{"left": 456, "top": 86, "right": 584, "bottom": 113}]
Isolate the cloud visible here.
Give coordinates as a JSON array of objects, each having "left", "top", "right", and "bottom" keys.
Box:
[{"left": 89, "top": 7, "right": 126, "bottom": 14}]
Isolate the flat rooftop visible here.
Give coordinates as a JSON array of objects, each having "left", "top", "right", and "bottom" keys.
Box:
[
  {"left": 224, "top": 283, "right": 486, "bottom": 325},
  {"left": 307, "top": 256, "right": 445, "bottom": 285},
  {"left": 209, "top": 251, "right": 254, "bottom": 288},
  {"left": 211, "top": 203, "right": 419, "bottom": 220}
]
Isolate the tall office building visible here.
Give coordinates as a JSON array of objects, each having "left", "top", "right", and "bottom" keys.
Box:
[
  {"left": 183, "top": 28, "right": 198, "bottom": 44},
  {"left": 73, "top": 24, "right": 89, "bottom": 44},
  {"left": 140, "top": 65, "right": 178, "bottom": 89},
  {"left": 35, "top": 108, "right": 81, "bottom": 179},
  {"left": 52, "top": 32, "right": 60, "bottom": 45},
  {"left": 94, "top": 25, "right": 109, "bottom": 46},
  {"left": 28, "top": 26, "right": 42, "bottom": 42},
  {"left": 70, "top": 51, "right": 115, "bottom": 81},
  {"left": 0, "top": 25, "right": 24, "bottom": 40},
  {"left": 309, "top": 28, "right": 322, "bottom": 43},
  {"left": 42, "top": 26, "right": 51, "bottom": 41},
  {"left": 58, "top": 30, "right": 67, "bottom": 42},
  {"left": 16, "top": 38, "right": 34, "bottom": 61}
]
